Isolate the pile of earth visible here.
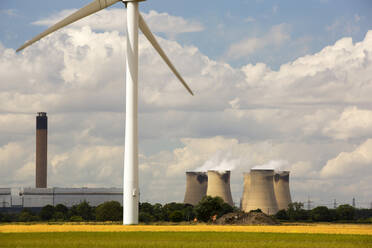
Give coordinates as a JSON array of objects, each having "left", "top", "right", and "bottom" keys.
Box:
[{"left": 216, "top": 211, "right": 280, "bottom": 225}]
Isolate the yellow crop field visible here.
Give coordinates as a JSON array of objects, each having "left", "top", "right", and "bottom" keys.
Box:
[{"left": 1, "top": 223, "right": 372, "bottom": 235}]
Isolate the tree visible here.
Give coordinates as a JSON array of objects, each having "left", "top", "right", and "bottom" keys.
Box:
[
  {"left": 287, "top": 202, "right": 308, "bottom": 221},
  {"left": 336, "top": 204, "right": 355, "bottom": 221},
  {"left": 139, "top": 212, "right": 154, "bottom": 223},
  {"left": 275, "top": 209, "right": 289, "bottom": 220},
  {"left": 18, "top": 211, "right": 34, "bottom": 222},
  {"left": 152, "top": 203, "right": 163, "bottom": 221},
  {"left": 311, "top": 206, "right": 332, "bottom": 222},
  {"left": 194, "top": 196, "right": 234, "bottom": 222},
  {"left": 39, "top": 205, "right": 55, "bottom": 221},
  {"left": 169, "top": 210, "right": 184, "bottom": 222},
  {"left": 96, "top": 201, "right": 122, "bottom": 221},
  {"left": 55, "top": 204, "right": 68, "bottom": 216},
  {"left": 75, "top": 201, "right": 94, "bottom": 221}
]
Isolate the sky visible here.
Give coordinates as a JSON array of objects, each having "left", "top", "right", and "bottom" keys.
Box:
[{"left": 0, "top": 0, "right": 372, "bottom": 208}]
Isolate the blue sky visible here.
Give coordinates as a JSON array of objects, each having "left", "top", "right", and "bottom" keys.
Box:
[{"left": 1, "top": 0, "right": 372, "bottom": 207}]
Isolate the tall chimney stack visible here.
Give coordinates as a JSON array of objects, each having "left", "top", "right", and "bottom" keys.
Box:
[{"left": 36, "top": 112, "right": 47, "bottom": 188}]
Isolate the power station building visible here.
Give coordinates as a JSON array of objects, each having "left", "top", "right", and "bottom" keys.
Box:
[
  {"left": 183, "top": 170, "right": 234, "bottom": 206},
  {"left": 241, "top": 169, "right": 292, "bottom": 215},
  {"left": 206, "top": 170, "right": 234, "bottom": 206},
  {"left": 21, "top": 187, "right": 122, "bottom": 207},
  {"left": 0, "top": 113, "right": 123, "bottom": 209},
  {"left": 0, "top": 188, "right": 11, "bottom": 208},
  {"left": 273, "top": 171, "right": 292, "bottom": 211},
  {"left": 183, "top": 172, "right": 208, "bottom": 205}
]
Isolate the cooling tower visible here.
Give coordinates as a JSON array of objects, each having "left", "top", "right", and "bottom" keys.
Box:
[
  {"left": 183, "top": 172, "right": 208, "bottom": 205},
  {"left": 206, "top": 170, "right": 234, "bottom": 206},
  {"left": 241, "top": 172, "right": 250, "bottom": 210},
  {"left": 36, "top": 112, "right": 47, "bottom": 188},
  {"left": 273, "top": 171, "right": 292, "bottom": 210},
  {"left": 243, "top": 169, "right": 278, "bottom": 215}
]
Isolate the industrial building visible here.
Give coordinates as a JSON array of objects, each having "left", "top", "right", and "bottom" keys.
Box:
[
  {"left": 0, "top": 188, "right": 11, "bottom": 208},
  {"left": 183, "top": 172, "right": 208, "bottom": 205},
  {"left": 21, "top": 187, "right": 122, "bottom": 207},
  {"left": 206, "top": 170, "right": 234, "bottom": 206},
  {"left": 273, "top": 171, "right": 292, "bottom": 211},
  {"left": 242, "top": 169, "right": 279, "bottom": 215},
  {"left": 0, "top": 113, "right": 123, "bottom": 210}
]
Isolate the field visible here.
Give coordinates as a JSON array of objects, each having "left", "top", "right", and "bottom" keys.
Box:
[{"left": 1, "top": 224, "right": 372, "bottom": 248}]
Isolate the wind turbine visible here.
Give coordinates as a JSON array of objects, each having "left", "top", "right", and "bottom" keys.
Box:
[{"left": 17, "top": 0, "right": 193, "bottom": 225}]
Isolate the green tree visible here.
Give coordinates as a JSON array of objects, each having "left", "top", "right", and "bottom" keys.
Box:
[
  {"left": 169, "top": 210, "right": 184, "bottom": 222},
  {"left": 18, "top": 209, "right": 35, "bottom": 222},
  {"left": 139, "top": 212, "right": 154, "bottom": 223},
  {"left": 152, "top": 203, "right": 163, "bottom": 221},
  {"left": 39, "top": 205, "right": 55, "bottom": 221},
  {"left": 76, "top": 201, "right": 93, "bottom": 221},
  {"left": 311, "top": 206, "right": 332, "bottom": 222},
  {"left": 55, "top": 204, "right": 68, "bottom": 215},
  {"left": 275, "top": 209, "right": 289, "bottom": 220},
  {"left": 194, "top": 196, "right": 234, "bottom": 222},
  {"left": 336, "top": 204, "right": 355, "bottom": 221},
  {"left": 287, "top": 202, "right": 308, "bottom": 221},
  {"left": 70, "top": 215, "right": 83, "bottom": 222},
  {"left": 96, "top": 201, "right": 122, "bottom": 221}
]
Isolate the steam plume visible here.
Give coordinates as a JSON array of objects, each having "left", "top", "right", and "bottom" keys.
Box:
[
  {"left": 251, "top": 160, "right": 288, "bottom": 170},
  {"left": 194, "top": 151, "right": 239, "bottom": 172}
]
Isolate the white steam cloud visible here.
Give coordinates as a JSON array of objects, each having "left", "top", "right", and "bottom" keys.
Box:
[
  {"left": 251, "top": 160, "right": 288, "bottom": 170},
  {"left": 194, "top": 151, "right": 240, "bottom": 172}
]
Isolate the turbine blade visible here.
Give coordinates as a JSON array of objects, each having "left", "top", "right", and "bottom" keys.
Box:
[
  {"left": 138, "top": 14, "right": 194, "bottom": 96},
  {"left": 16, "top": 0, "right": 120, "bottom": 52}
]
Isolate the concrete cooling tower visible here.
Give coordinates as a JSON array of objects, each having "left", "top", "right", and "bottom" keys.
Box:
[
  {"left": 273, "top": 171, "right": 292, "bottom": 210},
  {"left": 36, "top": 112, "right": 48, "bottom": 188},
  {"left": 243, "top": 169, "right": 278, "bottom": 215},
  {"left": 241, "top": 172, "right": 250, "bottom": 211},
  {"left": 183, "top": 172, "right": 208, "bottom": 205},
  {"left": 206, "top": 170, "right": 234, "bottom": 206}
]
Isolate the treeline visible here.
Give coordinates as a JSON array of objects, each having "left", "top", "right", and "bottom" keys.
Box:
[
  {"left": 0, "top": 196, "right": 236, "bottom": 223},
  {"left": 1, "top": 199, "right": 372, "bottom": 223},
  {"left": 275, "top": 202, "right": 372, "bottom": 223}
]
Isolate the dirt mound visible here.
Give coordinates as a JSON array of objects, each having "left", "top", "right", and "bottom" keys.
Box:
[{"left": 216, "top": 211, "right": 280, "bottom": 225}]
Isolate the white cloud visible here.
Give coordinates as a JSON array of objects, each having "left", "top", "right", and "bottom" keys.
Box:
[
  {"left": 32, "top": 9, "right": 204, "bottom": 37},
  {"left": 226, "top": 23, "right": 290, "bottom": 59},
  {"left": 321, "top": 139, "right": 372, "bottom": 178},
  {"left": 323, "top": 107, "right": 372, "bottom": 140},
  {"left": 2, "top": 9, "right": 372, "bottom": 205}
]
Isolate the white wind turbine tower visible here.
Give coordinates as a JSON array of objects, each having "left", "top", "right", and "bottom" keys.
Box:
[{"left": 17, "top": 0, "right": 194, "bottom": 225}]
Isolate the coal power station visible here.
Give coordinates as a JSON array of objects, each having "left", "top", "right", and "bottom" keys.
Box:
[
  {"left": 184, "top": 168, "right": 292, "bottom": 214},
  {"left": 0, "top": 112, "right": 123, "bottom": 209},
  {"left": 183, "top": 172, "right": 208, "bottom": 205}
]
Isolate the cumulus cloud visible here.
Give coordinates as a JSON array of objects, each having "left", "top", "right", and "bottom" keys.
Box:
[
  {"left": 321, "top": 139, "right": 372, "bottom": 178},
  {"left": 1, "top": 8, "right": 372, "bottom": 205},
  {"left": 33, "top": 8, "right": 204, "bottom": 37},
  {"left": 226, "top": 23, "right": 290, "bottom": 59},
  {"left": 323, "top": 107, "right": 372, "bottom": 140}
]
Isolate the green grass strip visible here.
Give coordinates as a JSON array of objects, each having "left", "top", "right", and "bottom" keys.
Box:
[{"left": 1, "top": 232, "right": 372, "bottom": 248}]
